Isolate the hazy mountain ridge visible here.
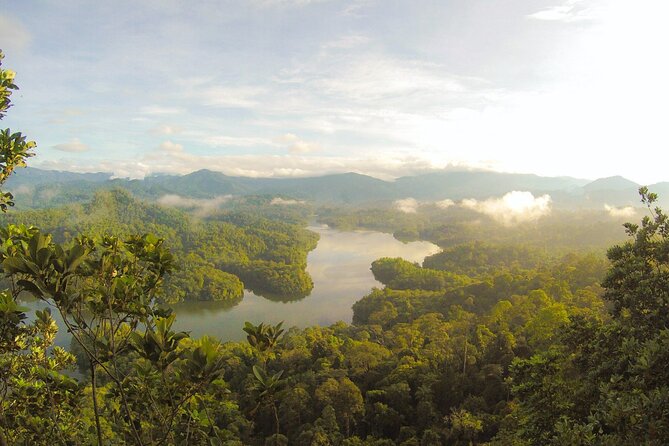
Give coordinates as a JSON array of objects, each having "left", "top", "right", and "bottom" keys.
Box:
[{"left": 6, "top": 167, "right": 666, "bottom": 208}]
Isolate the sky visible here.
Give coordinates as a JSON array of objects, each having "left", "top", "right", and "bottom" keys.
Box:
[{"left": 1, "top": 0, "right": 668, "bottom": 183}]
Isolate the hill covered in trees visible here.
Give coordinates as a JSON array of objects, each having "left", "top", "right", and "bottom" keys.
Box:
[
  {"left": 7, "top": 166, "right": 669, "bottom": 208},
  {"left": 4, "top": 189, "right": 667, "bottom": 444},
  {"left": 0, "top": 188, "right": 319, "bottom": 303}
]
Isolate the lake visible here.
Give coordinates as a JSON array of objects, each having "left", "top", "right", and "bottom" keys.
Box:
[{"left": 22, "top": 226, "right": 440, "bottom": 346}]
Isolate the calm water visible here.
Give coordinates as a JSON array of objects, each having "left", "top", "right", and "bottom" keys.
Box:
[{"left": 23, "top": 226, "right": 440, "bottom": 345}]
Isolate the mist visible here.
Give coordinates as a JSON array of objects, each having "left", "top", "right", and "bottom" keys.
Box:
[
  {"left": 461, "top": 191, "right": 552, "bottom": 225},
  {"left": 157, "top": 194, "right": 232, "bottom": 216}
]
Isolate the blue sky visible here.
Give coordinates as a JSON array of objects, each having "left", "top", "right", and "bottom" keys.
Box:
[{"left": 1, "top": 0, "right": 668, "bottom": 182}]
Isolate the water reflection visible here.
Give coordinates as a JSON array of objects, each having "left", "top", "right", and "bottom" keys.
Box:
[
  {"left": 20, "top": 227, "right": 441, "bottom": 344},
  {"left": 171, "top": 226, "right": 440, "bottom": 341}
]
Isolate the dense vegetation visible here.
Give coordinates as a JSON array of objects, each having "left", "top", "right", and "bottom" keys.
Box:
[
  {"left": 318, "top": 205, "right": 632, "bottom": 252},
  {"left": 2, "top": 51, "right": 669, "bottom": 445},
  {"left": 0, "top": 189, "right": 319, "bottom": 303}
]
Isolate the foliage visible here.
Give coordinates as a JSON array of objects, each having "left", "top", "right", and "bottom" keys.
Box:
[
  {"left": 2, "top": 49, "right": 669, "bottom": 445},
  {"left": 0, "top": 51, "right": 35, "bottom": 211},
  {"left": 1, "top": 188, "right": 319, "bottom": 303},
  {"left": 499, "top": 188, "right": 669, "bottom": 445}
]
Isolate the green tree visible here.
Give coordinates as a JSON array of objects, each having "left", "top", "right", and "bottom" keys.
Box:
[
  {"left": 503, "top": 189, "right": 669, "bottom": 445},
  {"left": 603, "top": 187, "right": 669, "bottom": 332},
  {"left": 251, "top": 365, "right": 285, "bottom": 442},
  {"left": 315, "top": 377, "right": 364, "bottom": 436},
  {"left": 0, "top": 50, "right": 35, "bottom": 212}
]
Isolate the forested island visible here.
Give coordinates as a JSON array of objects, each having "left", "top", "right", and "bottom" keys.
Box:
[
  {"left": 0, "top": 188, "right": 319, "bottom": 304},
  {"left": 2, "top": 50, "right": 669, "bottom": 446}
]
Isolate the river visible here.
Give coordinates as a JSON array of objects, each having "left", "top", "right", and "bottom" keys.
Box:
[{"left": 21, "top": 225, "right": 440, "bottom": 345}]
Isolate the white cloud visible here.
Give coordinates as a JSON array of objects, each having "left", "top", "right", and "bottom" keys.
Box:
[
  {"left": 435, "top": 199, "right": 455, "bottom": 209},
  {"left": 202, "top": 135, "right": 273, "bottom": 147},
  {"left": 312, "top": 56, "right": 467, "bottom": 102},
  {"left": 604, "top": 204, "right": 636, "bottom": 218},
  {"left": 53, "top": 138, "right": 90, "bottom": 153},
  {"left": 322, "top": 34, "right": 370, "bottom": 50},
  {"left": 270, "top": 197, "right": 306, "bottom": 205},
  {"left": 252, "top": 0, "right": 332, "bottom": 7},
  {"left": 0, "top": 15, "right": 32, "bottom": 53},
  {"left": 527, "top": 0, "right": 597, "bottom": 22},
  {"left": 157, "top": 194, "right": 232, "bottom": 216},
  {"left": 461, "top": 191, "right": 552, "bottom": 225},
  {"left": 200, "top": 86, "right": 266, "bottom": 108},
  {"left": 140, "top": 106, "right": 182, "bottom": 115},
  {"left": 36, "top": 151, "right": 444, "bottom": 180},
  {"left": 275, "top": 133, "right": 322, "bottom": 154},
  {"left": 7, "top": 0, "right": 669, "bottom": 187},
  {"left": 155, "top": 141, "right": 186, "bottom": 156},
  {"left": 257, "top": 53, "right": 494, "bottom": 153},
  {"left": 394, "top": 198, "right": 419, "bottom": 213},
  {"left": 11, "top": 184, "right": 33, "bottom": 195},
  {"left": 342, "top": 0, "right": 375, "bottom": 17},
  {"left": 151, "top": 124, "right": 182, "bottom": 135}
]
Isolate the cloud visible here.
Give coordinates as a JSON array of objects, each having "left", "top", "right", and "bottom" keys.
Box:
[
  {"left": 36, "top": 150, "right": 445, "bottom": 181},
  {"left": 312, "top": 56, "right": 468, "bottom": 102},
  {"left": 155, "top": 141, "right": 185, "bottom": 156},
  {"left": 527, "top": 0, "right": 597, "bottom": 22},
  {"left": 200, "top": 86, "right": 266, "bottom": 108},
  {"left": 257, "top": 52, "right": 493, "bottom": 152},
  {"left": 141, "top": 106, "right": 182, "bottom": 115},
  {"left": 151, "top": 124, "right": 182, "bottom": 135},
  {"left": 0, "top": 15, "right": 32, "bottom": 53},
  {"left": 202, "top": 135, "right": 273, "bottom": 148},
  {"left": 11, "top": 184, "right": 33, "bottom": 195},
  {"left": 53, "top": 138, "right": 90, "bottom": 153},
  {"left": 394, "top": 198, "right": 419, "bottom": 213},
  {"left": 322, "top": 34, "right": 370, "bottom": 50},
  {"left": 270, "top": 197, "right": 306, "bottom": 205},
  {"left": 252, "top": 0, "right": 332, "bottom": 7},
  {"left": 157, "top": 194, "right": 232, "bottom": 216},
  {"left": 435, "top": 199, "right": 455, "bottom": 209},
  {"left": 37, "top": 187, "right": 58, "bottom": 202},
  {"left": 7, "top": 0, "right": 669, "bottom": 187},
  {"left": 341, "top": 0, "right": 375, "bottom": 17},
  {"left": 604, "top": 204, "right": 636, "bottom": 218},
  {"left": 275, "top": 133, "right": 322, "bottom": 154},
  {"left": 461, "top": 191, "right": 552, "bottom": 225}
]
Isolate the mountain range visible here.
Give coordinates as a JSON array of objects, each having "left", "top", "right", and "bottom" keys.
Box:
[{"left": 6, "top": 167, "right": 668, "bottom": 209}]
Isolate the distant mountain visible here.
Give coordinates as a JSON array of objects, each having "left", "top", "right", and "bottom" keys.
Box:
[
  {"left": 649, "top": 182, "right": 669, "bottom": 197},
  {"left": 578, "top": 176, "right": 641, "bottom": 207},
  {"left": 125, "top": 170, "right": 395, "bottom": 203},
  {"left": 4, "top": 167, "right": 667, "bottom": 209},
  {"left": 583, "top": 176, "right": 640, "bottom": 192},
  {"left": 5, "top": 167, "right": 111, "bottom": 188},
  {"left": 393, "top": 171, "right": 588, "bottom": 200},
  {"left": 244, "top": 172, "right": 395, "bottom": 203}
]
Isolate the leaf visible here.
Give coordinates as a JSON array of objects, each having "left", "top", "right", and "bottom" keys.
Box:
[
  {"left": 2, "top": 256, "right": 29, "bottom": 274},
  {"left": 252, "top": 365, "right": 265, "bottom": 384},
  {"left": 65, "top": 243, "right": 87, "bottom": 273}
]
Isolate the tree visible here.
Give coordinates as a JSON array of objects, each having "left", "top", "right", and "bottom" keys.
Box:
[
  {"left": 502, "top": 189, "right": 669, "bottom": 445},
  {"left": 251, "top": 365, "right": 285, "bottom": 441},
  {"left": 0, "top": 302, "right": 82, "bottom": 444},
  {"left": 0, "top": 50, "right": 230, "bottom": 446},
  {"left": 0, "top": 51, "right": 34, "bottom": 213},
  {"left": 0, "top": 50, "right": 65, "bottom": 446},
  {"left": 315, "top": 377, "right": 364, "bottom": 436},
  {"left": 603, "top": 187, "right": 669, "bottom": 333}
]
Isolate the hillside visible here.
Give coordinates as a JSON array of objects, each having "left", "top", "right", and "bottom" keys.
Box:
[
  {"left": 8, "top": 167, "right": 667, "bottom": 209},
  {"left": 0, "top": 189, "right": 319, "bottom": 303}
]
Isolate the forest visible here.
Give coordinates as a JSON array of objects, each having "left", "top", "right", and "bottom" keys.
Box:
[
  {"left": 0, "top": 188, "right": 319, "bottom": 304},
  {"left": 2, "top": 51, "right": 669, "bottom": 446}
]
